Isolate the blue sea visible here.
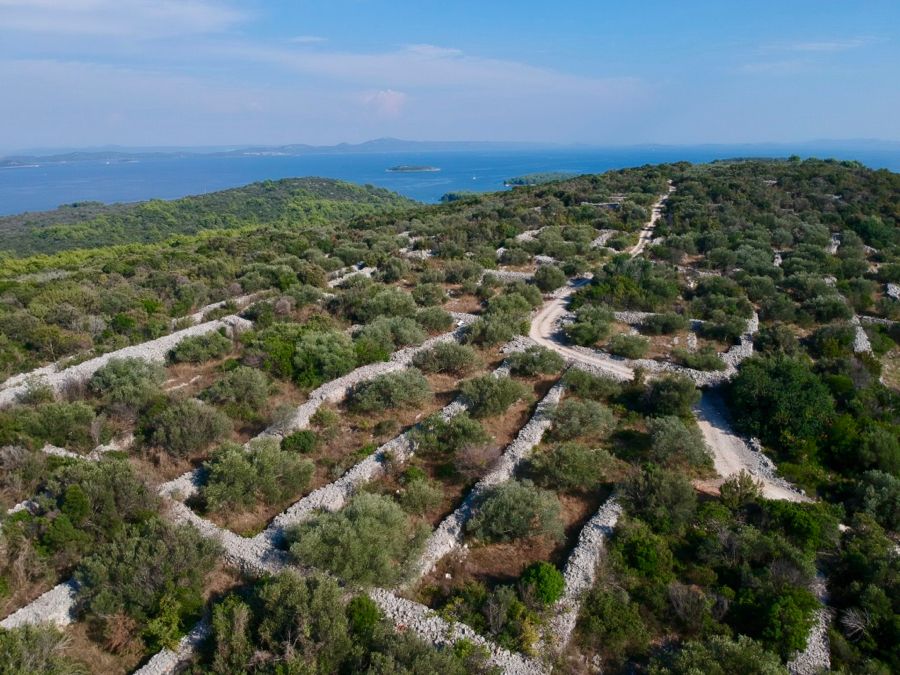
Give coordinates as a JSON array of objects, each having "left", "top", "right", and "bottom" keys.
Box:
[{"left": 1, "top": 145, "right": 899, "bottom": 216}]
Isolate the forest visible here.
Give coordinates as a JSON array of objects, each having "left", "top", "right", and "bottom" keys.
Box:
[{"left": 0, "top": 157, "right": 897, "bottom": 674}]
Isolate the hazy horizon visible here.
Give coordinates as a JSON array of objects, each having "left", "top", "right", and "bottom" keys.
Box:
[{"left": 1, "top": 1, "right": 899, "bottom": 152}]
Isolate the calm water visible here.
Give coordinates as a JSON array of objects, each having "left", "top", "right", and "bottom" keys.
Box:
[{"left": 1, "top": 146, "right": 899, "bottom": 216}]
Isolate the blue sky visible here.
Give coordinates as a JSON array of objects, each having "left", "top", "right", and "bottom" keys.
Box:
[{"left": 1, "top": 0, "right": 898, "bottom": 151}]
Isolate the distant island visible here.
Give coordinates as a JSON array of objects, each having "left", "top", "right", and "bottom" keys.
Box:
[
  {"left": 505, "top": 171, "right": 578, "bottom": 186},
  {"left": 386, "top": 165, "right": 441, "bottom": 173}
]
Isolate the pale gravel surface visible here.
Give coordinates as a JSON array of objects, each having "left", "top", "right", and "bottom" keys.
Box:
[
  {"left": 0, "top": 580, "right": 78, "bottom": 628},
  {"left": 787, "top": 609, "right": 832, "bottom": 675},
  {"left": 0, "top": 315, "right": 251, "bottom": 408},
  {"left": 369, "top": 588, "right": 545, "bottom": 674}
]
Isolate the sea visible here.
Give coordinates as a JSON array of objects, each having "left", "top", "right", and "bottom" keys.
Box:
[{"left": 2, "top": 145, "right": 899, "bottom": 216}]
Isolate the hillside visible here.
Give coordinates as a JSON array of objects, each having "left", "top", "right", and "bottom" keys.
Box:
[
  {"left": 0, "top": 158, "right": 897, "bottom": 675},
  {"left": 0, "top": 177, "right": 412, "bottom": 256}
]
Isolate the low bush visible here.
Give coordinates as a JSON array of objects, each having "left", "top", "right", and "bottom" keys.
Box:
[
  {"left": 562, "top": 368, "right": 623, "bottom": 400},
  {"left": 169, "top": 330, "right": 232, "bottom": 364},
  {"left": 398, "top": 469, "right": 443, "bottom": 515},
  {"left": 88, "top": 357, "right": 166, "bottom": 412},
  {"left": 203, "top": 366, "right": 270, "bottom": 418},
  {"left": 533, "top": 265, "right": 567, "bottom": 292},
  {"left": 288, "top": 493, "right": 427, "bottom": 585},
  {"left": 280, "top": 429, "right": 318, "bottom": 454},
  {"left": 607, "top": 334, "right": 650, "bottom": 359},
  {"left": 410, "top": 412, "right": 489, "bottom": 457},
  {"left": 348, "top": 369, "right": 431, "bottom": 413},
  {"left": 520, "top": 561, "right": 565, "bottom": 606},
  {"left": 621, "top": 464, "right": 697, "bottom": 534},
  {"left": 144, "top": 398, "right": 231, "bottom": 457},
  {"left": 672, "top": 346, "right": 726, "bottom": 371},
  {"left": 647, "top": 416, "right": 711, "bottom": 469},
  {"left": 201, "top": 439, "right": 314, "bottom": 512},
  {"left": 506, "top": 345, "right": 564, "bottom": 376},
  {"left": 293, "top": 330, "right": 357, "bottom": 388},
  {"left": 354, "top": 317, "right": 426, "bottom": 363},
  {"left": 75, "top": 517, "right": 221, "bottom": 651},
  {"left": 0, "top": 625, "right": 87, "bottom": 675},
  {"left": 577, "top": 587, "right": 649, "bottom": 664},
  {"left": 467, "top": 480, "right": 563, "bottom": 543},
  {"left": 416, "top": 306, "right": 454, "bottom": 332},
  {"left": 527, "top": 442, "right": 613, "bottom": 492},
  {"left": 643, "top": 375, "right": 700, "bottom": 417},
  {"left": 642, "top": 312, "right": 689, "bottom": 335},
  {"left": 460, "top": 375, "right": 528, "bottom": 418},
  {"left": 413, "top": 342, "right": 481, "bottom": 375},
  {"left": 550, "top": 399, "right": 615, "bottom": 441},
  {"left": 565, "top": 305, "right": 613, "bottom": 347},
  {"left": 412, "top": 283, "right": 447, "bottom": 306}
]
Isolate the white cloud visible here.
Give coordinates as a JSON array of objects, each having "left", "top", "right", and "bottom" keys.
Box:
[
  {"left": 289, "top": 35, "right": 327, "bottom": 44},
  {"left": 763, "top": 37, "right": 876, "bottom": 53},
  {"left": 0, "top": 0, "right": 244, "bottom": 38},
  {"left": 363, "top": 89, "right": 407, "bottom": 117}
]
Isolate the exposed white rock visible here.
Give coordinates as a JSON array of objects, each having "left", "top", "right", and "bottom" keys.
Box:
[
  {"left": 544, "top": 498, "right": 622, "bottom": 648},
  {"left": 0, "top": 580, "right": 78, "bottom": 628},
  {"left": 788, "top": 609, "right": 832, "bottom": 675},
  {"left": 133, "top": 618, "right": 211, "bottom": 675},
  {"left": 369, "top": 588, "right": 544, "bottom": 674}
]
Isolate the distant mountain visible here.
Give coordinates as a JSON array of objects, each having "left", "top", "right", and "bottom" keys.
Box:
[{"left": 0, "top": 138, "right": 550, "bottom": 167}]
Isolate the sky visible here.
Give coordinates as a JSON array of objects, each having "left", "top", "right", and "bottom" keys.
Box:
[{"left": 1, "top": 0, "right": 899, "bottom": 152}]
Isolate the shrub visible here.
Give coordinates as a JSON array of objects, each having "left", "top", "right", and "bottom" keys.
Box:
[
  {"left": 293, "top": 330, "right": 357, "bottom": 388},
  {"left": 550, "top": 399, "right": 615, "bottom": 441},
  {"left": 465, "top": 315, "right": 526, "bottom": 346},
  {"left": 853, "top": 470, "right": 900, "bottom": 531},
  {"left": 646, "top": 416, "right": 711, "bottom": 469},
  {"left": 672, "top": 346, "right": 726, "bottom": 371},
  {"left": 520, "top": 562, "right": 565, "bottom": 605},
  {"left": 577, "top": 587, "right": 648, "bottom": 663},
  {"left": 507, "top": 345, "right": 564, "bottom": 376},
  {"left": 398, "top": 471, "right": 443, "bottom": 515},
  {"left": 169, "top": 330, "right": 232, "bottom": 363},
  {"left": 719, "top": 470, "right": 763, "bottom": 510},
  {"left": 18, "top": 401, "right": 106, "bottom": 453},
  {"left": 203, "top": 366, "right": 270, "bottom": 417},
  {"left": 410, "top": 412, "right": 489, "bottom": 457},
  {"left": 460, "top": 375, "right": 528, "bottom": 418},
  {"left": 288, "top": 493, "right": 427, "bottom": 585},
  {"left": 416, "top": 306, "right": 453, "bottom": 332},
  {"left": 607, "top": 334, "right": 650, "bottom": 359},
  {"left": 643, "top": 374, "right": 700, "bottom": 417},
  {"left": 0, "top": 625, "right": 87, "bottom": 675},
  {"left": 562, "top": 368, "right": 622, "bottom": 400},
  {"left": 88, "top": 357, "right": 166, "bottom": 412},
  {"left": 281, "top": 429, "right": 318, "bottom": 454},
  {"left": 650, "top": 634, "right": 785, "bottom": 675},
  {"left": 412, "top": 283, "right": 446, "bottom": 306},
  {"left": 642, "top": 312, "right": 689, "bottom": 335},
  {"left": 75, "top": 518, "right": 221, "bottom": 649},
  {"left": 201, "top": 439, "right": 314, "bottom": 512},
  {"left": 145, "top": 398, "right": 231, "bottom": 457},
  {"left": 565, "top": 305, "right": 613, "bottom": 346},
  {"left": 621, "top": 464, "right": 697, "bottom": 534},
  {"left": 413, "top": 342, "right": 480, "bottom": 375},
  {"left": 527, "top": 442, "right": 613, "bottom": 492},
  {"left": 346, "top": 594, "right": 381, "bottom": 643},
  {"left": 348, "top": 369, "right": 431, "bottom": 413},
  {"left": 467, "top": 480, "right": 563, "bottom": 543},
  {"left": 354, "top": 317, "right": 426, "bottom": 363},
  {"left": 533, "top": 265, "right": 567, "bottom": 292}
]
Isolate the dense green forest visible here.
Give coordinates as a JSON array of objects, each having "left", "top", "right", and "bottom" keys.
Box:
[
  {"left": 0, "top": 177, "right": 410, "bottom": 256},
  {"left": 0, "top": 158, "right": 897, "bottom": 674}
]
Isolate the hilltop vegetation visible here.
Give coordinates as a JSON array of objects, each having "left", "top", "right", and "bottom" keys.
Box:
[
  {"left": 0, "top": 177, "right": 410, "bottom": 256},
  {"left": 0, "top": 158, "right": 897, "bottom": 674}
]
